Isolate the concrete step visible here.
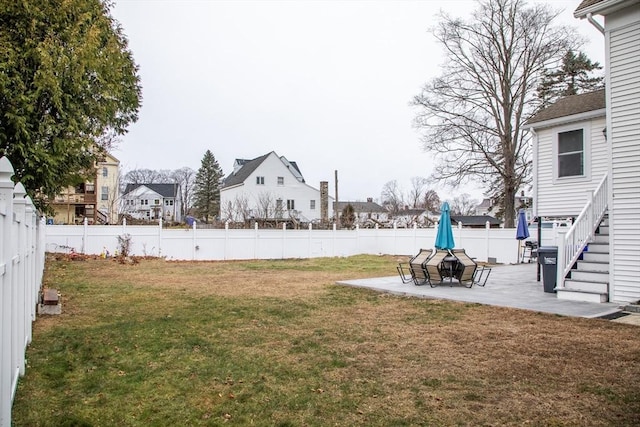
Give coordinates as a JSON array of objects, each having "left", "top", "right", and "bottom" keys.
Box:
[
  {"left": 597, "top": 225, "right": 609, "bottom": 235},
  {"left": 575, "top": 261, "right": 609, "bottom": 273},
  {"left": 557, "top": 288, "right": 609, "bottom": 303},
  {"left": 591, "top": 235, "right": 609, "bottom": 244},
  {"left": 563, "top": 278, "right": 608, "bottom": 294},
  {"left": 582, "top": 252, "right": 609, "bottom": 263},
  {"left": 571, "top": 270, "right": 609, "bottom": 282},
  {"left": 587, "top": 242, "right": 609, "bottom": 253}
]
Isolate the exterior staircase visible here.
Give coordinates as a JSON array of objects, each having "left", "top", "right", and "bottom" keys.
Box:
[{"left": 557, "top": 215, "right": 609, "bottom": 303}]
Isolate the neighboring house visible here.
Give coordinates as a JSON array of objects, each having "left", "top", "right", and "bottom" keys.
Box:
[
  {"left": 450, "top": 215, "right": 502, "bottom": 229},
  {"left": 220, "top": 151, "right": 334, "bottom": 224},
  {"left": 96, "top": 153, "right": 120, "bottom": 224},
  {"left": 521, "top": 0, "right": 640, "bottom": 304},
  {"left": 475, "top": 198, "right": 493, "bottom": 216},
  {"left": 476, "top": 192, "right": 533, "bottom": 222},
  {"left": 334, "top": 199, "right": 389, "bottom": 226},
  {"left": 49, "top": 152, "right": 120, "bottom": 225},
  {"left": 122, "top": 183, "right": 182, "bottom": 222}
]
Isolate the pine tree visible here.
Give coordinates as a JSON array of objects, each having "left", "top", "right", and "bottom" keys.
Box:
[
  {"left": 193, "top": 150, "right": 224, "bottom": 223},
  {"left": 537, "top": 50, "right": 604, "bottom": 108}
]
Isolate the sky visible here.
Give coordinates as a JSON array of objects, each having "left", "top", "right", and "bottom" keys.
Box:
[{"left": 110, "top": 0, "right": 605, "bottom": 204}]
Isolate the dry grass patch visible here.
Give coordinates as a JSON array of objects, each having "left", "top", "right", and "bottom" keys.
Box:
[{"left": 12, "top": 256, "right": 640, "bottom": 426}]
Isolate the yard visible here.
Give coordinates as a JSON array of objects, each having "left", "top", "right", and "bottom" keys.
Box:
[{"left": 13, "top": 255, "right": 640, "bottom": 426}]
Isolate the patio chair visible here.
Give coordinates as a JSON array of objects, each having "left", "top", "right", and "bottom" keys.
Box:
[
  {"left": 451, "top": 249, "right": 478, "bottom": 288},
  {"left": 425, "top": 249, "right": 450, "bottom": 287},
  {"left": 397, "top": 248, "right": 433, "bottom": 285}
]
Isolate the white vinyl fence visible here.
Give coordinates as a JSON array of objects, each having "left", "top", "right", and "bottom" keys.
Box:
[
  {"left": 0, "top": 157, "right": 46, "bottom": 427},
  {"left": 45, "top": 219, "right": 564, "bottom": 265}
]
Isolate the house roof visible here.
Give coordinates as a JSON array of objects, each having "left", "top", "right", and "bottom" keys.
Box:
[
  {"left": 124, "top": 183, "right": 179, "bottom": 198},
  {"left": 574, "top": 0, "right": 637, "bottom": 17},
  {"left": 223, "top": 152, "right": 305, "bottom": 188},
  {"left": 526, "top": 89, "right": 605, "bottom": 126},
  {"left": 334, "top": 201, "right": 386, "bottom": 213},
  {"left": 450, "top": 215, "right": 501, "bottom": 226}
]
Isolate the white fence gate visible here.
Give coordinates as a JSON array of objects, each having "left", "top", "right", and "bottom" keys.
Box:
[{"left": 0, "top": 157, "right": 46, "bottom": 427}]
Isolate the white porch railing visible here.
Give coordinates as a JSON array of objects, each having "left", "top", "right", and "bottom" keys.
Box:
[{"left": 556, "top": 173, "right": 608, "bottom": 290}]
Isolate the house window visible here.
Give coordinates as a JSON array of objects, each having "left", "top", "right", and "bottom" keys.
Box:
[
  {"left": 277, "top": 177, "right": 284, "bottom": 186},
  {"left": 287, "top": 199, "right": 295, "bottom": 210},
  {"left": 101, "top": 186, "right": 108, "bottom": 201},
  {"left": 102, "top": 167, "right": 108, "bottom": 177},
  {"left": 558, "top": 129, "right": 584, "bottom": 177},
  {"left": 256, "top": 176, "right": 265, "bottom": 185},
  {"left": 310, "top": 200, "right": 316, "bottom": 210},
  {"left": 154, "top": 199, "right": 160, "bottom": 205}
]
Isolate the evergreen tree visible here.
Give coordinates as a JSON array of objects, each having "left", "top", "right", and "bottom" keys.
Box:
[
  {"left": 537, "top": 50, "right": 604, "bottom": 108},
  {"left": 0, "top": 0, "right": 141, "bottom": 211},
  {"left": 193, "top": 150, "right": 224, "bottom": 223}
]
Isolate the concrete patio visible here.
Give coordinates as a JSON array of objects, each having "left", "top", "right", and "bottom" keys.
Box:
[{"left": 337, "top": 262, "right": 631, "bottom": 319}]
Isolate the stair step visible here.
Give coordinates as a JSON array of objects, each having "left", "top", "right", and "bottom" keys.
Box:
[
  {"left": 587, "top": 243, "right": 609, "bottom": 252},
  {"left": 582, "top": 252, "right": 609, "bottom": 263},
  {"left": 597, "top": 225, "right": 609, "bottom": 235},
  {"left": 576, "top": 261, "right": 609, "bottom": 273},
  {"left": 564, "top": 279, "right": 608, "bottom": 294},
  {"left": 591, "top": 235, "right": 609, "bottom": 244},
  {"left": 571, "top": 270, "right": 609, "bottom": 282},
  {"left": 557, "top": 288, "right": 609, "bottom": 303}
]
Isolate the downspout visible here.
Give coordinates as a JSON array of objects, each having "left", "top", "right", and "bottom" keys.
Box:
[{"left": 586, "top": 13, "right": 605, "bottom": 35}]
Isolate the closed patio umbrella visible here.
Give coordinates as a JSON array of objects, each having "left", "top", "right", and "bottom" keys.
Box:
[
  {"left": 516, "top": 209, "right": 530, "bottom": 262},
  {"left": 435, "top": 202, "right": 455, "bottom": 250}
]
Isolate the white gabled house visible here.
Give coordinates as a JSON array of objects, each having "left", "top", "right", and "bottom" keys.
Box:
[
  {"left": 220, "top": 151, "right": 334, "bottom": 224},
  {"left": 523, "top": 0, "right": 639, "bottom": 304},
  {"left": 121, "top": 183, "right": 182, "bottom": 223}
]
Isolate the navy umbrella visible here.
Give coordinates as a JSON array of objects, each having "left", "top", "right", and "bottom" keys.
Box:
[{"left": 516, "top": 209, "right": 530, "bottom": 262}]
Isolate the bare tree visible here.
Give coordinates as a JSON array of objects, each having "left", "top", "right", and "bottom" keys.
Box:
[
  {"left": 450, "top": 193, "right": 479, "bottom": 216},
  {"left": 172, "top": 167, "right": 195, "bottom": 218},
  {"left": 123, "top": 168, "right": 164, "bottom": 184},
  {"left": 412, "top": 0, "right": 576, "bottom": 227},
  {"left": 408, "top": 177, "right": 429, "bottom": 208},
  {"left": 255, "top": 191, "right": 275, "bottom": 219},
  {"left": 381, "top": 180, "right": 404, "bottom": 214}
]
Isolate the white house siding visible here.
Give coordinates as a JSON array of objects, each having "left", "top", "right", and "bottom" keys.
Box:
[
  {"left": 221, "top": 153, "right": 333, "bottom": 222},
  {"left": 534, "top": 116, "right": 608, "bottom": 218},
  {"left": 607, "top": 6, "right": 640, "bottom": 303}
]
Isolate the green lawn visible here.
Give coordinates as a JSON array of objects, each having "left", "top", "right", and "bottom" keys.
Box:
[{"left": 12, "top": 256, "right": 640, "bottom": 426}]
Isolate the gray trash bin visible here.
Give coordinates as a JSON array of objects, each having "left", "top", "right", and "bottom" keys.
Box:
[{"left": 537, "top": 246, "right": 558, "bottom": 293}]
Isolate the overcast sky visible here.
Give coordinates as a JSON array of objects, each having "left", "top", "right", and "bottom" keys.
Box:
[{"left": 110, "top": 0, "right": 604, "bottom": 203}]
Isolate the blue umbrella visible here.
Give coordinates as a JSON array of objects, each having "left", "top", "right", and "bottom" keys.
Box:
[
  {"left": 516, "top": 209, "right": 530, "bottom": 263},
  {"left": 516, "top": 209, "right": 530, "bottom": 240},
  {"left": 435, "top": 202, "right": 455, "bottom": 250}
]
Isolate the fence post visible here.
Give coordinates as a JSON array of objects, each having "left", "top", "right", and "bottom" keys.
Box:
[
  {"left": 225, "top": 222, "right": 229, "bottom": 261},
  {"left": 82, "top": 217, "right": 88, "bottom": 254},
  {"left": 158, "top": 218, "right": 162, "bottom": 258},
  {"left": 556, "top": 230, "right": 566, "bottom": 290},
  {"left": 282, "top": 222, "right": 286, "bottom": 259},
  {"left": 254, "top": 222, "right": 259, "bottom": 259},
  {"left": 308, "top": 223, "right": 312, "bottom": 258},
  {"left": 0, "top": 157, "right": 15, "bottom": 427},
  {"left": 485, "top": 221, "right": 490, "bottom": 263},
  {"left": 12, "top": 184, "right": 27, "bottom": 378}
]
